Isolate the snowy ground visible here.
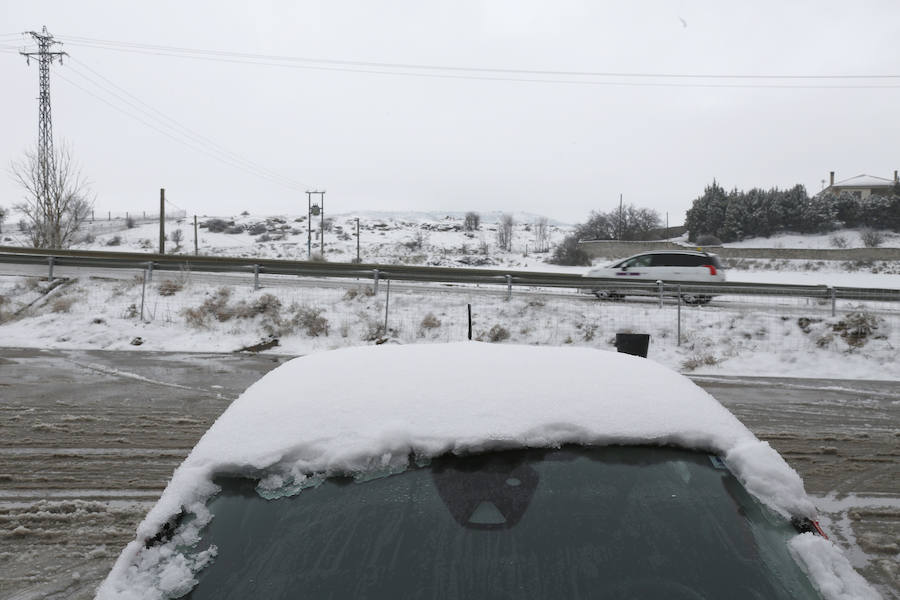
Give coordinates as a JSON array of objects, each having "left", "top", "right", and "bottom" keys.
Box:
[
  {"left": 1, "top": 351, "right": 896, "bottom": 599},
  {"left": 723, "top": 229, "right": 900, "bottom": 250},
  {"left": 1, "top": 212, "right": 899, "bottom": 380},
  {"left": 0, "top": 268, "right": 898, "bottom": 381},
  {"left": 1, "top": 213, "right": 899, "bottom": 597}
]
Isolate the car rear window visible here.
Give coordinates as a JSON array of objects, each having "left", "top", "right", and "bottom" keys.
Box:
[
  {"left": 650, "top": 254, "right": 707, "bottom": 267},
  {"left": 183, "top": 447, "right": 821, "bottom": 600}
]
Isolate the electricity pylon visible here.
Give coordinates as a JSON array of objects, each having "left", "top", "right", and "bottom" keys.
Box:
[{"left": 20, "top": 26, "right": 67, "bottom": 202}]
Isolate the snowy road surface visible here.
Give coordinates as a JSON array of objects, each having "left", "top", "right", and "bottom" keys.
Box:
[{"left": 0, "top": 349, "right": 897, "bottom": 599}]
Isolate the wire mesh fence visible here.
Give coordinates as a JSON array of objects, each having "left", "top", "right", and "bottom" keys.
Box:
[{"left": 1, "top": 267, "right": 897, "bottom": 360}]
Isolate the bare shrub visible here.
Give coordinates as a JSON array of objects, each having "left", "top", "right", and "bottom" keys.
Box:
[
  {"left": 860, "top": 229, "right": 884, "bottom": 248},
  {"left": 829, "top": 234, "right": 848, "bottom": 249},
  {"left": 418, "top": 312, "right": 441, "bottom": 337},
  {"left": 256, "top": 233, "right": 271, "bottom": 243},
  {"left": 251, "top": 293, "right": 282, "bottom": 317},
  {"left": 0, "top": 295, "right": 11, "bottom": 323},
  {"left": 549, "top": 234, "right": 590, "bottom": 266},
  {"left": 158, "top": 280, "right": 183, "bottom": 296},
  {"left": 681, "top": 354, "right": 720, "bottom": 371},
  {"left": 106, "top": 235, "right": 122, "bottom": 246},
  {"left": 496, "top": 214, "right": 514, "bottom": 251},
  {"left": 360, "top": 313, "right": 386, "bottom": 341},
  {"left": 205, "top": 219, "right": 228, "bottom": 233},
  {"left": 403, "top": 230, "right": 428, "bottom": 251},
  {"left": 487, "top": 324, "right": 510, "bottom": 342},
  {"left": 533, "top": 217, "right": 550, "bottom": 252},
  {"left": 289, "top": 305, "right": 329, "bottom": 337},
  {"left": 463, "top": 211, "right": 480, "bottom": 231},
  {"left": 247, "top": 223, "right": 267, "bottom": 235},
  {"left": 344, "top": 286, "right": 375, "bottom": 301},
  {"left": 171, "top": 229, "right": 183, "bottom": 249},
  {"left": 125, "top": 216, "right": 136, "bottom": 229},
  {"left": 51, "top": 295, "right": 77, "bottom": 313},
  {"left": 832, "top": 311, "right": 882, "bottom": 347},
  {"left": 183, "top": 287, "right": 233, "bottom": 327},
  {"left": 225, "top": 225, "right": 244, "bottom": 234}
]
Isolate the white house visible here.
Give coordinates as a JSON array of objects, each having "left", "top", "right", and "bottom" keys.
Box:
[{"left": 821, "top": 170, "right": 898, "bottom": 199}]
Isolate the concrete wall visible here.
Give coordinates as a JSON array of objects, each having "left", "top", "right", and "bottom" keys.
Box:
[{"left": 578, "top": 240, "right": 900, "bottom": 262}]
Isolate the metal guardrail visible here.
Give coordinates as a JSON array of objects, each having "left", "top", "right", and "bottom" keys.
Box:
[{"left": 1, "top": 246, "right": 898, "bottom": 304}]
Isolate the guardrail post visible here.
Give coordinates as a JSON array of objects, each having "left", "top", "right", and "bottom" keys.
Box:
[
  {"left": 676, "top": 284, "right": 682, "bottom": 346},
  {"left": 147, "top": 261, "right": 154, "bottom": 282},
  {"left": 253, "top": 264, "right": 260, "bottom": 290},
  {"left": 506, "top": 274, "right": 512, "bottom": 301},
  {"left": 383, "top": 278, "right": 391, "bottom": 334},
  {"left": 373, "top": 269, "right": 380, "bottom": 295},
  {"left": 48, "top": 256, "right": 55, "bottom": 281},
  {"left": 830, "top": 286, "right": 836, "bottom": 317},
  {"left": 657, "top": 280, "right": 663, "bottom": 308}
]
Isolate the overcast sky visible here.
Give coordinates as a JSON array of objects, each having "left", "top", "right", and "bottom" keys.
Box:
[{"left": 2, "top": 0, "right": 898, "bottom": 224}]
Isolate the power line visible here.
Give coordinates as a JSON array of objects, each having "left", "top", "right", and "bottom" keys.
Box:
[
  {"left": 57, "top": 33, "right": 900, "bottom": 82},
  {"left": 54, "top": 70, "right": 312, "bottom": 192},
  {"left": 55, "top": 38, "right": 900, "bottom": 89},
  {"left": 61, "top": 57, "right": 311, "bottom": 190}
]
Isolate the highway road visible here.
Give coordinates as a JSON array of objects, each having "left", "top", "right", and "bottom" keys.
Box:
[{"left": 0, "top": 349, "right": 897, "bottom": 599}]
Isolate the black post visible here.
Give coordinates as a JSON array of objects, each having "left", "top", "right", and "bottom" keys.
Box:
[{"left": 467, "top": 304, "right": 472, "bottom": 340}]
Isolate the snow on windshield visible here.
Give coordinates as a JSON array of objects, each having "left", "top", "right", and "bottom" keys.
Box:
[{"left": 97, "top": 342, "right": 867, "bottom": 599}]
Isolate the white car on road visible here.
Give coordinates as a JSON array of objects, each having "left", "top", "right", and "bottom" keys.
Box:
[{"left": 584, "top": 250, "right": 726, "bottom": 304}]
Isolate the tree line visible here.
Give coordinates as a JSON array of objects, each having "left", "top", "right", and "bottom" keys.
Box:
[
  {"left": 551, "top": 204, "right": 661, "bottom": 265},
  {"left": 685, "top": 180, "right": 900, "bottom": 243}
]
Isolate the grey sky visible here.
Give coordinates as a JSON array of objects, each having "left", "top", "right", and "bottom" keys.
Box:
[{"left": 2, "top": 0, "right": 899, "bottom": 224}]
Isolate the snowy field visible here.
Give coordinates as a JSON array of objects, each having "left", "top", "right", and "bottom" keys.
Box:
[
  {"left": 723, "top": 230, "right": 900, "bottom": 250},
  {"left": 2, "top": 212, "right": 899, "bottom": 381}
]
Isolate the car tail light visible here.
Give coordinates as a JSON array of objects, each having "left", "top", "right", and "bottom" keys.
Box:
[{"left": 703, "top": 264, "right": 717, "bottom": 276}]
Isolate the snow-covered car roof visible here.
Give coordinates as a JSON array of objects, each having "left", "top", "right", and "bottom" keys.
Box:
[
  {"left": 140, "top": 342, "right": 813, "bottom": 531},
  {"left": 98, "top": 343, "right": 878, "bottom": 600}
]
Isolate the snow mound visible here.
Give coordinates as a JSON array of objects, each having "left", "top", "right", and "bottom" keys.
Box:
[
  {"left": 789, "top": 533, "right": 882, "bottom": 600},
  {"left": 99, "top": 342, "right": 823, "bottom": 598}
]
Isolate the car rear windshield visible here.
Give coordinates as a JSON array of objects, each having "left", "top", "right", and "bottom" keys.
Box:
[{"left": 184, "top": 446, "right": 820, "bottom": 600}]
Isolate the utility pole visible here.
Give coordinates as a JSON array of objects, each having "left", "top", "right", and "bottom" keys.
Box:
[
  {"left": 356, "top": 217, "right": 360, "bottom": 263},
  {"left": 618, "top": 193, "right": 624, "bottom": 240},
  {"left": 20, "top": 26, "right": 67, "bottom": 210},
  {"left": 193, "top": 215, "right": 199, "bottom": 255},
  {"left": 159, "top": 188, "right": 166, "bottom": 254}
]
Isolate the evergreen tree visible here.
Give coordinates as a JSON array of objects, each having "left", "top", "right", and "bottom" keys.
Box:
[{"left": 685, "top": 180, "right": 728, "bottom": 242}]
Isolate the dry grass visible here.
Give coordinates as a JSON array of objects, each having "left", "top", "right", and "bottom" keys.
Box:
[
  {"left": 157, "top": 280, "right": 183, "bottom": 296},
  {"left": 51, "top": 295, "right": 77, "bottom": 313}
]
